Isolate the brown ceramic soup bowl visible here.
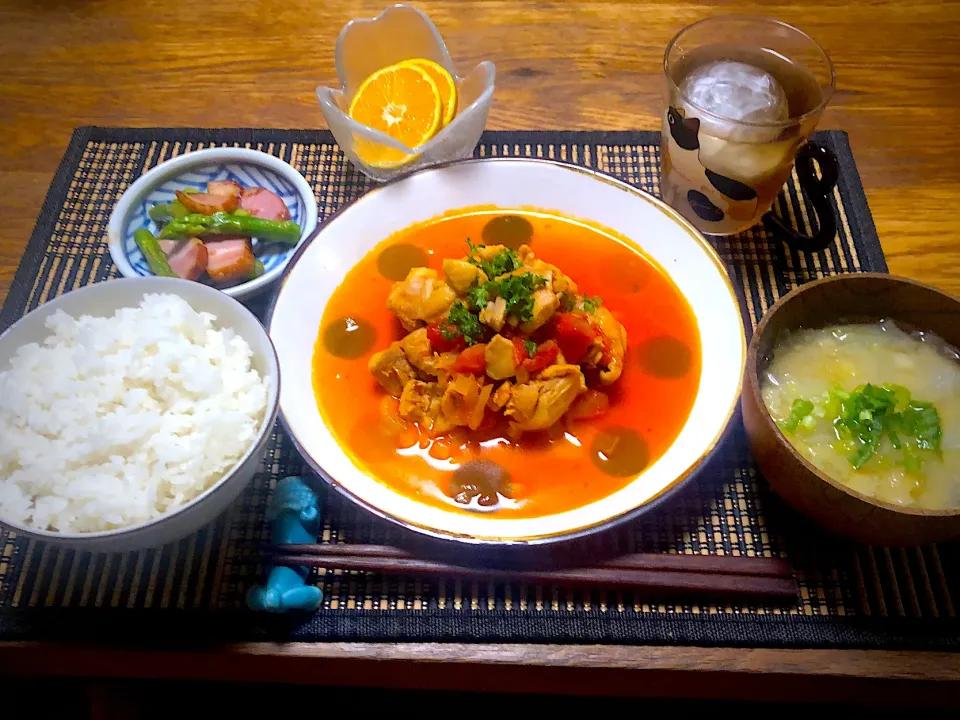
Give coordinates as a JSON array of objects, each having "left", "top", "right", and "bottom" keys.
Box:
[{"left": 742, "top": 273, "right": 960, "bottom": 546}]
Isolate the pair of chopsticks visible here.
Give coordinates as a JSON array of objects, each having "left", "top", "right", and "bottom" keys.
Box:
[{"left": 269, "top": 543, "right": 798, "bottom": 599}]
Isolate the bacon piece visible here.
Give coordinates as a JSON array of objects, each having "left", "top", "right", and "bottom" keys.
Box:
[
  {"left": 176, "top": 190, "right": 239, "bottom": 214},
  {"left": 205, "top": 238, "right": 255, "bottom": 284},
  {"left": 206, "top": 180, "right": 242, "bottom": 200},
  {"left": 239, "top": 186, "right": 291, "bottom": 221},
  {"left": 165, "top": 238, "right": 208, "bottom": 281}
]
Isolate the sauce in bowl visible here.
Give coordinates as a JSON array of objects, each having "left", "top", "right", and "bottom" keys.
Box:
[{"left": 312, "top": 209, "right": 702, "bottom": 518}]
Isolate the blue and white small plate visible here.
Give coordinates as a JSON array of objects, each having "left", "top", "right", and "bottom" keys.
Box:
[{"left": 107, "top": 148, "right": 318, "bottom": 300}]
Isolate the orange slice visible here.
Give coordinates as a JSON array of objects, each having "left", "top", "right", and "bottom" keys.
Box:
[
  {"left": 348, "top": 62, "right": 442, "bottom": 168},
  {"left": 401, "top": 58, "right": 458, "bottom": 126}
]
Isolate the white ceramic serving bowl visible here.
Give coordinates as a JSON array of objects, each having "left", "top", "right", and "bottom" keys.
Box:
[
  {"left": 269, "top": 158, "right": 746, "bottom": 544},
  {"left": 107, "top": 148, "right": 318, "bottom": 301},
  {"left": 0, "top": 277, "right": 280, "bottom": 552}
]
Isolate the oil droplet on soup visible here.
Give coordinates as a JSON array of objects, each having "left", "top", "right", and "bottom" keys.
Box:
[
  {"left": 323, "top": 316, "right": 376, "bottom": 359},
  {"left": 450, "top": 459, "right": 511, "bottom": 507},
  {"left": 590, "top": 427, "right": 650, "bottom": 477},
  {"left": 377, "top": 243, "right": 429, "bottom": 281},
  {"left": 638, "top": 336, "right": 693, "bottom": 378},
  {"left": 481, "top": 215, "right": 534, "bottom": 249}
]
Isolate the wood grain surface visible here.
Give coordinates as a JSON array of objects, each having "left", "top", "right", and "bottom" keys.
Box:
[
  {"left": 2, "top": 0, "right": 960, "bottom": 302},
  {"left": 2, "top": 641, "right": 960, "bottom": 705},
  {"left": 2, "top": 0, "right": 960, "bottom": 695}
]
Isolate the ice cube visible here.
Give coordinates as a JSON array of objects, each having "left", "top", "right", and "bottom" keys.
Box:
[{"left": 679, "top": 61, "right": 788, "bottom": 142}]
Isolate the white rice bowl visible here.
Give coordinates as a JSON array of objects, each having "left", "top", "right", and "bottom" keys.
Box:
[{"left": 0, "top": 293, "right": 270, "bottom": 533}]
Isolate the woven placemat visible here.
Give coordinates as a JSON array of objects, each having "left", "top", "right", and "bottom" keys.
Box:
[{"left": 0, "top": 128, "right": 957, "bottom": 651}]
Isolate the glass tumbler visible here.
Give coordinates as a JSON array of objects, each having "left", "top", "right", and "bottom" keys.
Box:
[{"left": 660, "top": 16, "right": 838, "bottom": 250}]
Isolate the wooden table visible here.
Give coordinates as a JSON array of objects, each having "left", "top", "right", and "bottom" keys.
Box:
[{"left": 1, "top": 0, "right": 959, "bottom": 703}]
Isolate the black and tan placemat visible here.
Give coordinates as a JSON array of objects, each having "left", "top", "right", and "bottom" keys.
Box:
[{"left": 0, "top": 128, "right": 957, "bottom": 650}]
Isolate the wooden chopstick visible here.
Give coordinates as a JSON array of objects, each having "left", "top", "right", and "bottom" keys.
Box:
[
  {"left": 269, "top": 544, "right": 798, "bottom": 599},
  {"left": 275, "top": 543, "right": 793, "bottom": 577}
]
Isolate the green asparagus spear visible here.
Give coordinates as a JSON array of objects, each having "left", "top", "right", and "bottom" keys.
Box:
[
  {"left": 133, "top": 228, "right": 177, "bottom": 277},
  {"left": 157, "top": 212, "right": 301, "bottom": 245},
  {"left": 148, "top": 200, "right": 190, "bottom": 224},
  {"left": 251, "top": 259, "right": 265, "bottom": 279}
]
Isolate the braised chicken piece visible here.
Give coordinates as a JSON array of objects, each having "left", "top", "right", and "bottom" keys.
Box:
[
  {"left": 369, "top": 343, "right": 419, "bottom": 397},
  {"left": 484, "top": 334, "right": 517, "bottom": 380},
  {"left": 398, "top": 327, "right": 435, "bottom": 374},
  {"left": 590, "top": 306, "right": 628, "bottom": 384},
  {"left": 518, "top": 244, "right": 579, "bottom": 295},
  {"left": 370, "top": 239, "right": 628, "bottom": 439},
  {"left": 398, "top": 380, "right": 451, "bottom": 433},
  {"left": 520, "top": 286, "right": 560, "bottom": 333},
  {"left": 387, "top": 267, "right": 458, "bottom": 331},
  {"left": 441, "top": 259, "right": 488, "bottom": 293},
  {"left": 504, "top": 364, "right": 586, "bottom": 434}
]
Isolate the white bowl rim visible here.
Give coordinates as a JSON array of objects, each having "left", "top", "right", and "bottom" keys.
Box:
[
  {"left": 106, "top": 147, "right": 319, "bottom": 300},
  {"left": 266, "top": 156, "right": 746, "bottom": 545},
  {"left": 0, "top": 277, "right": 281, "bottom": 541}
]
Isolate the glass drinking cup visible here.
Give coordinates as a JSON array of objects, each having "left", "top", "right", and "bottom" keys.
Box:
[{"left": 660, "top": 16, "right": 838, "bottom": 250}]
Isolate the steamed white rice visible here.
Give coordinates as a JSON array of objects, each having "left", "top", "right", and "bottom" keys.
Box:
[{"left": 0, "top": 293, "right": 269, "bottom": 533}]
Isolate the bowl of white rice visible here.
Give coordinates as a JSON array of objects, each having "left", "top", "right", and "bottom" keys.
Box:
[{"left": 0, "top": 277, "right": 279, "bottom": 551}]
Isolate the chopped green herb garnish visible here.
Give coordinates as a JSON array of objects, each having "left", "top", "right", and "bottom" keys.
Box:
[
  {"left": 495, "top": 272, "right": 547, "bottom": 323},
  {"left": 779, "top": 398, "right": 814, "bottom": 433},
  {"left": 465, "top": 281, "right": 490, "bottom": 312},
  {"left": 835, "top": 384, "right": 900, "bottom": 469},
  {"left": 780, "top": 384, "right": 943, "bottom": 472},
  {"left": 524, "top": 339, "right": 537, "bottom": 358},
  {"left": 559, "top": 292, "right": 575, "bottom": 312},
  {"left": 442, "top": 301, "right": 485, "bottom": 345},
  {"left": 899, "top": 401, "right": 943, "bottom": 453},
  {"left": 466, "top": 270, "right": 548, "bottom": 325},
  {"left": 465, "top": 240, "right": 522, "bottom": 278},
  {"left": 583, "top": 295, "right": 603, "bottom": 313}
]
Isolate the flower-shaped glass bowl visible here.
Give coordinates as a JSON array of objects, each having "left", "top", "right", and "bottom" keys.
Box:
[{"left": 317, "top": 4, "right": 495, "bottom": 182}]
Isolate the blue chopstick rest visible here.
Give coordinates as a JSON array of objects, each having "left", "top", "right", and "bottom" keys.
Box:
[{"left": 246, "top": 476, "right": 323, "bottom": 613}]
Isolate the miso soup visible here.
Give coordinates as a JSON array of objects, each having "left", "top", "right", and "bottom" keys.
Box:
[{"left": 762, "top": 321, "right": 960, "bottom": 510}]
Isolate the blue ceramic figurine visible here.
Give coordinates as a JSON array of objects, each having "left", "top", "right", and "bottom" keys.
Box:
[{"left": 247, "top": 476, "right": 324, "bottom": 613}]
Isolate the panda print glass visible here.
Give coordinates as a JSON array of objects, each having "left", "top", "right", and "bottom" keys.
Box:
[{"left": 660, "top": 16, "right": 835, "bottom": 241}]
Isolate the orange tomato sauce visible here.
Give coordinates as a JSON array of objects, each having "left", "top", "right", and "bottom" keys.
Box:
[{"left": 312, "top": 209, "right": 702, "bottom": 517}]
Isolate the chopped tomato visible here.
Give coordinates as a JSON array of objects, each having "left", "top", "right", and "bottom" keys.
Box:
[
  {"left": 567, "top": 389, "right": 610, "bottom": 420},
  {"left": 511, "top": 336, "right": 529, "bottom": 366},
  {"left": 426, "top": 323, "right": 466, "bottom": 353},
  {"left": 552, "top": 313, "right": 596, "bottom": 363},
  {"left": 522, "top": 339, "right": 559, "bottom": 373},
  {"left": 452, "top": 344, "right": 487, "bottom": 375}
]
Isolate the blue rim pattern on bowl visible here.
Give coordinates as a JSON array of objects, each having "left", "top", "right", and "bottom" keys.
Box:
[{"left": 122, "top": 162, "right": 307, "bottom": 279}]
